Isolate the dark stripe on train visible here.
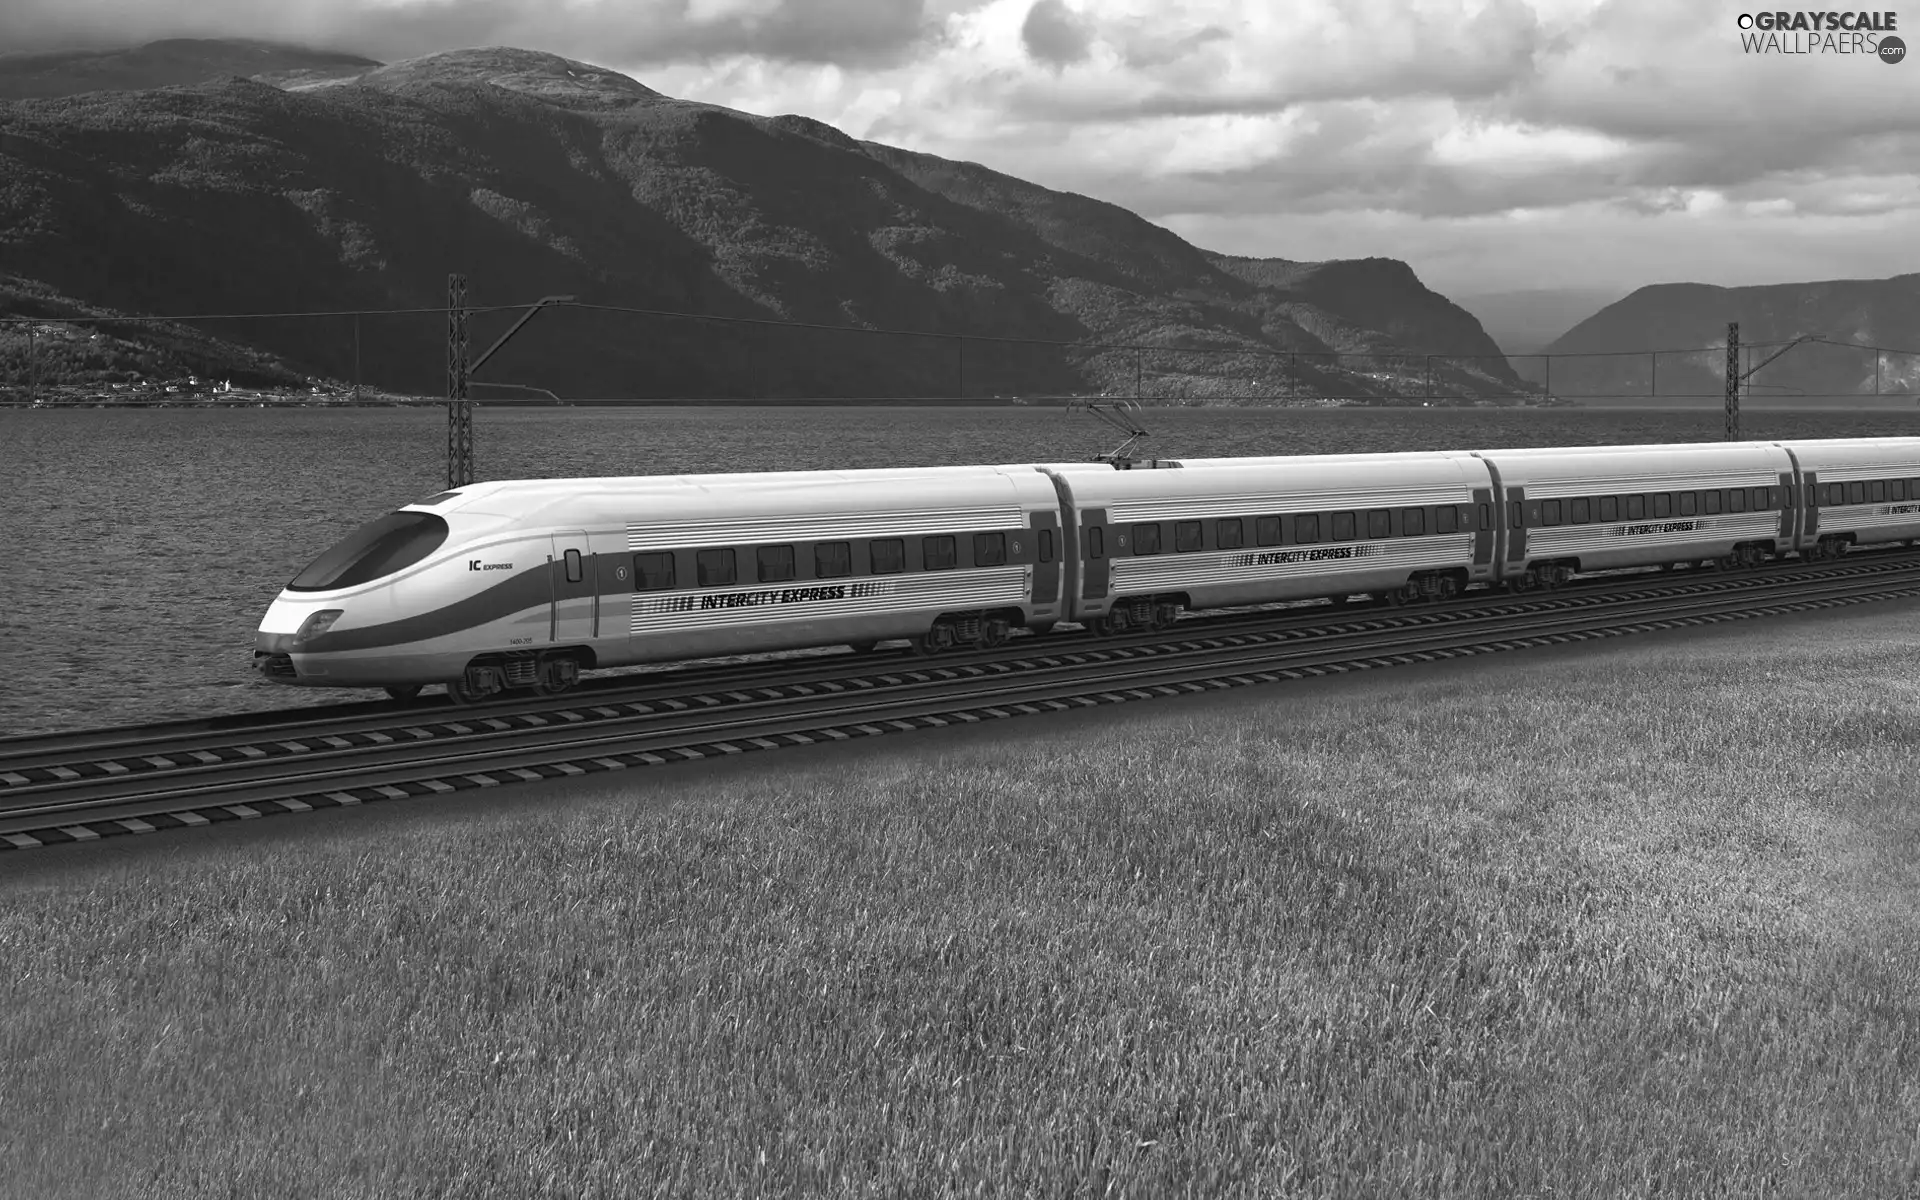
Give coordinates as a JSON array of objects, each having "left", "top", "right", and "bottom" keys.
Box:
[{"left": 272, "top": 567, "right": 557, "bottom": 655}]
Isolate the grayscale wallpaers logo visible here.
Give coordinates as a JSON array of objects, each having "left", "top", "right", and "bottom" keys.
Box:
[{"left": 1736, "top": 10, "right": 1902, "bottom": 59}]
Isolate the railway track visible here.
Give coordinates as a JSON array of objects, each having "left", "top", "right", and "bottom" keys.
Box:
[{"left": 7, "top": 550, "right": 1920, "bottom": 852}]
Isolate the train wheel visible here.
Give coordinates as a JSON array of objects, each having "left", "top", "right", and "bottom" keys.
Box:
[
  {"left": 981, "top": 618, "right": 1012, "bottom": 648},
  {"left": 1151, "top": 603, "right": 1180, "bottom": 631},
  {"left": 535, "top": 656, "right": 580, "bottom": 697},
  {"left": 917, "top": 622, "right": 957, "bottom": 654},
  {"left": 446, "top": 676, "right": 491, "bottom": 706},
  {"left": 384, "top": 684, "right": 423, "bottom": 702},
  {"left": 1832, "top": 539, "right": 1849, "bottom": 558}
]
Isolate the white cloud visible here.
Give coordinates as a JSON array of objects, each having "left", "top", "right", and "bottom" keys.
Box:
[{"left": 632, "top": 0, "right": 1918, "bottom": 291}]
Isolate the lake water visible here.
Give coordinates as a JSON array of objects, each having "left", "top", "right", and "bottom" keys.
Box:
[{"left": 6, "top": 404, "right": 1919, "bottom": 736}]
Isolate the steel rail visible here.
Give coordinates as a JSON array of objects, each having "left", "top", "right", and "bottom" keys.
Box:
[
  {"left": 6, "top": 565, "right": 1919, "bottom": 852},
  {"left": 8, "top": 547, "right": 1920, "bottom": 787}
]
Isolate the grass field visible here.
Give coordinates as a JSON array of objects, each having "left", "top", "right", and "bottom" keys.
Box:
[{"left": 5, "top": 604, "right": 1920, "bottom": 1198}]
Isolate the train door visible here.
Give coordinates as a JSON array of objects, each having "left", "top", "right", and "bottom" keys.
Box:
[
  {"left": 1801, "top": 471, "right": 1819, "bottom": 544},
  {"left": 1471, "top": 487, "right": 1495, "bottom": 575},
  {"left": 1080, "top": 508, "right": 1110, "bottom": 603},
  {"left": 550, "top": 531, "right": 594, "bottom": 643},
  {"left": 1028, "top": 511, "right": 1061, "bottom": 613},
  {"left": 1505, "top": 486, "right": 1530, "bottom": 568}
]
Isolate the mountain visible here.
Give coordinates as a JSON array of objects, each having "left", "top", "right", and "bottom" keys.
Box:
[
  {"left": 0, "top": 42, "right": 1526, "bottom": 404},
  {"left": 1451, "top": 288, "right": 1624, "bottom": 357},
  {"left": 0, "top": 39, "right": 379, "bottom": 101},
  {"left": 1532, "top": 276, "right": 1920, "bottom": 407}
]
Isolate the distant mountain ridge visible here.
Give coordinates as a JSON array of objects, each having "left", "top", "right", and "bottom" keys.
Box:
[
  {"left": 0, "top": 38, "right": 380, "bottom": 100},
  {"left": 1532, "top": 275, "right": 1920, "bottom": 406},
  {"left": 0, "top": 40, "right": 1524, "bottom": 403}
]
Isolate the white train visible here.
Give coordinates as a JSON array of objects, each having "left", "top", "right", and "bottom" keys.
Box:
[{"left": 253, "top": 438, "right": 1920, "bottom": 703}]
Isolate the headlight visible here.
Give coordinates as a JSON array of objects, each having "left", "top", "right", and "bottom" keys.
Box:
[{"left": 292, "top": 609, "right": 344, "bottom": 645}]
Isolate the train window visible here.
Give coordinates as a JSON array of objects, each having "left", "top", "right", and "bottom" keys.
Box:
[
  {"left": 870, "top": 538, "right": 905, "bottom": 575},
  {"left": 1570, "top": 498, "right": 1590, "bottom": 524},
  {"left": 1849, "top": 481, "right": 1867, "bottom": 505},
  {"left": 1132, "top": 523, "right": 1161, "bottom": 555},
  {"left": 1752, "top": 487, "right": 1771, "bottom": 510},
  {"left": 1910, "top": 478, "right": 1920, "bottom": 497},
  {"left": 1677, "top": 493, "right": 1697, "bottom": 517},
  {"left": 1175, "top": 521, "right": 1204, "bottom": 553},
  {"left": 1702, "top": 490, "right": 1721, "bottom": 514},
  {"left": 564, "top": 549, "right": 584, "bottom": 583},
  {"left": 815, "top": 542, "right": 852, "bottom": 578},
  {"left": 1598, "top": 496, "right": 1618, "bottom": 521},
  {"left": 1088, "top": 527, "right": 1105, "bottom": 558},
  {"left": 974, "top": 532, "right": 1007, "bottom": 566},
  {"left": 1727, "top": 489, "right": 1746, "bottom": 513},
  {"left": 923, "top": 535, "right": 957, "bottom": 570},
  {"left": 1652, "top": 494, "right": 1672, "bottom": 518},
  {"left": 1256, "top": 516, "right": 1282, "bottom": 546},
  {"left": 1540, "top": 499, "right": 1562, "bottom": 526},
  {"left": 1295, "top": 514, "right": 1320, "bottom": 543},
  {"left": 696, "top": 547, "right": 736, "bottom": 587},
  {"left": 633, "top": 552, "right": 675, "bottom": 591},
  {"left": 1626, "top": 495, "right": 1646, "bottom": 519},
  {"left": 1331, "top": 512, "right": 1356, "bottom": 541},
  {"left": 1476, "top": 504, "right": 1490, "bottom": 531},
  {"left": 1402, "top": 507, "right": 1425, "bottom": 537},
  {"left": 1871, "top": 480, "right": 1888, "bottom": 503},
  {"left": 1434, "top": 506, "right": 1456, "bottom": 534},
  {"left": 1217, "top": 518, "right": 1245, "bottom": 549},
  {"left": 1895, "top": 481, "right": 1908, "bottom": 502},
  {"left": 288, "top": 511, "right": 451, "bottom": 592},
  {"left": 1509, "top": 501, "right": 1524, "bottom": 527},
  {"left": 1367, "top": 509, "right": 1392, "bottom": 539},
  {"left": 757, "top": 544, "right": 796, "bottom": 583},
  {"left": 1039, "top": 530, "right": 1055, "bottom": 563}
]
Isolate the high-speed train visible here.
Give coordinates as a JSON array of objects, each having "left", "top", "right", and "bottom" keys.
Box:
[{"left": 253, "top": 438, "right": 1920, "bottom": 703}]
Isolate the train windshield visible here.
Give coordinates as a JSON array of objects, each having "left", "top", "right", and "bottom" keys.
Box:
[{"left": 288, "top": 512, "right": 450, "bottom": 592}]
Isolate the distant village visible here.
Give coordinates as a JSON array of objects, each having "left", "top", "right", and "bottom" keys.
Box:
[
  {"left": 4, "top": 376, "right": 408, "bottom": 407},
  {"left": 0, "top": 317, "right": 410, "bottom": 407}
]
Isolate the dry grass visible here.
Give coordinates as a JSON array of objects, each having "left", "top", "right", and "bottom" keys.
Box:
[{"left": 5, "top": 605, "right": 1920, "bottom": 1198}]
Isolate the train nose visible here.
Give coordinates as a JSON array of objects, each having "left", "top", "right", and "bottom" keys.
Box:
[{"left": 252, "top": 602, "right": 345, "bottom": 684}]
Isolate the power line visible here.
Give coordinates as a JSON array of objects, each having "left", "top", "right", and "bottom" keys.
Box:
[{"left": 6, "top": 300, "right": 1918, "bottom": 361}]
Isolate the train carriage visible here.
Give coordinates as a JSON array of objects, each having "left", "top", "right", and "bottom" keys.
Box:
[
  {"left": 1774, "top": 437, "right": 1920, "bottom": 559},
  {"left": 1049, "top": 453, "right": 1498, "bottom": 630},
  {"left": 257, "top": 464, "right": 1075, "bottom": 702},
  {"left": 1469, "top": 444, "right": 1798, "bottom": 586}
]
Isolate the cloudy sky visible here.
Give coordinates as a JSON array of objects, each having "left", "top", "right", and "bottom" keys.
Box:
[{"left": 4, "top": 0, "right": 1915, "bottom": 299}]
